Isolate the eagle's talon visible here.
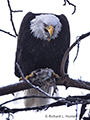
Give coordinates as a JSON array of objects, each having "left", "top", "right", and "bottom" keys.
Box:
[
  {"left": 28, "top": 72, "right": 34, "bottom": 78},
  {"left": 19, "top": 72, "right": 34, "bottom": 81},
  {"left": 25, "top": 73, "right": 33, "bottom": 79},
  {"left": 53, "top": 72, "right": 59, "bottom": 78},
  {"left": 25, "top": 75, "right": 29, "bottom": 80},
  {"left": 19, "top": 77, "right": 23, "bottom": 81}
]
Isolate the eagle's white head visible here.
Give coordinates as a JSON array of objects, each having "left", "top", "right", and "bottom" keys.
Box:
[{"left": 30, "top": 14, "right": 62, "bottom": 41}]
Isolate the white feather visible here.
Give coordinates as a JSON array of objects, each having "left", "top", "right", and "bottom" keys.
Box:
[
  {"left": 14, "top": 86, "right": 55, "bottom": 107},
  {"left": 24, "top": 87, "right": 53, "bottom": 107},
  {"left": 30, "top": 14, "right": 62, "bottom": 40}
]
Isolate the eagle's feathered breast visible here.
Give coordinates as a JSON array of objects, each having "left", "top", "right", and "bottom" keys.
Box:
[{"left": 15, "top": 12, "right": 70, "bottom": 78}]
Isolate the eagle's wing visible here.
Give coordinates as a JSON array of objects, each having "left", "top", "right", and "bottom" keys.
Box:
[
  {"left": 58, "top": 14, "right": 70, "bottom": 46},
  {"left": 15, "top": 12, "right": 36, "bottom": 77},
  {"left": 56, "top": 14, "right": 70, "bottom": 74}
]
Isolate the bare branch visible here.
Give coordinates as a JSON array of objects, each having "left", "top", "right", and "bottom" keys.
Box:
[
  {"left": 1, "top": 93, "right": 90, "bottom": 108},
  {"left": 63, "top": 0, "right": 76, "bottom": 14},
  {"left": 0, "top": 29, "right": 16, "bottom": 38},
  {"left": 12, "top": 10, "right": 23, "bottom": 13},
  {"left": 7, "top": 0, "right": 17, "bottom": 36},
  {"left": 1, "top": 72, "right": 90, "bottom": 96},
  {"left": 7, "top": 0, "right": 23, "bottom": 36},
  {"left": 73, "top": 38, "right": 80, "bottom": 62},
  {"left": 56, "top": 75, "right": 90, "bottom": 90},
  {"left": 0, "top": 0, "right": 23, "bottom": 37},
  {"left": 79, "top": 104, "right": 87, "bottom": 120},
  {"left": 1, "top": 94, "right": 90, "bottom": 113},
  {"left": 0, "top": 95, "right": 61, "bottom": 106},
  {"left": 60, "top": 31, "right": 90, "bottom": 76},
  {"left": 0, "top": 81, "right": 31, "bottom": 96}
]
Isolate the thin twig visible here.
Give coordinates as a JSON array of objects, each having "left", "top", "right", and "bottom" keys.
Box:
[
  {"left": 7, "top": 0, "right": 23, "bottom": 36},
  {"left": 7, "top": 0, "right": 18, "bottom": 36},
  {"left": 0, "top": 29, "right": 16, "bottom": 38},
  {"left": 1, "top": 94, "right": 90, "bottom": 113},
  {"left": 63, "top": 0, "right": 76, "bottom": 14},
  {"left": 73, "top": 39, "right": 80, "bottom": 62},
  {"left": 12, "top": 10, "right": 23, "bottom": 13},
  {"left": 60, "top": 31, "right": 90, "bottom": 76},
  {"left": 76, "top": 105, "right": 78, "bottom": 120},
  {"left": 0, "top": 95, "right": 62, "bottom": 106}
]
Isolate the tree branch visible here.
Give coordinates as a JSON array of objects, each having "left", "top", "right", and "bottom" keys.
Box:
[
  {"left": 1, "top": 73, "right": 90, "bottom": 97},
  {"left": 60, "top": 31, "right": 90, "bottom": 76},
  {"left": 63, "top": 0, "right": 76, "bottom": 14},
  {"left": 0, "top": 29, "right": 16, "bottom": 38},
  {"left": 7, "top": 0, "right": 23, "bottom": 36},
  {"left": 1, "top": 94, "right": 90, "bottom": 113},
  {"left": 73, "top": 38, "right": 80, "bottom": 62},
  {"left": 0, "top": 0, "right": 23, "bottom": 38},
  {"left": 0, "top": 95, "right": 61, "bottom": 107}
]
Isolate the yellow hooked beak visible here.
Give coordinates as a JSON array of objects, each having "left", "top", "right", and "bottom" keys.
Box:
[{"left": 46, "top": 25, "right": 53, "bottom": 41}]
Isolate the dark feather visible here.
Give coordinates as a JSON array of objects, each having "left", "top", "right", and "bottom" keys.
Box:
[{"left": 15, "top": 12, "right": 70, "bottom": 77}]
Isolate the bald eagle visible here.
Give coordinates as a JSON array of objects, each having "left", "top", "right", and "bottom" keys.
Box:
[{"left": 15, "top": 12, "right": 70, "bottom": 107}]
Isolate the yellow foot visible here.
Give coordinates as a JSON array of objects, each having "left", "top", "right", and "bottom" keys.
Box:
[
  {"left": 19, "top": 77, "right": 23, "bottom": 80},
  {"left": 53, "top": 72, "right": 59, "bottom": 78},
  {"left": 26, "top": 72, "right": 34, "bottom": 79},
  {"left": 19, "top": 72, "right": 34, "bottom": 81}
]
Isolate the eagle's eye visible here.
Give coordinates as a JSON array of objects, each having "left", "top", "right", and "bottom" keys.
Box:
[{"left": 44, "top": 28, "right": 48, "bottom": 33}]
